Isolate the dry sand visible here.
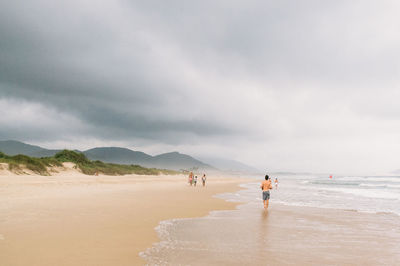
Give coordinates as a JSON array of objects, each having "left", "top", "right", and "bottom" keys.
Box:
[{"left": 0, "top": 169, "right": 245, "bottom": 266}]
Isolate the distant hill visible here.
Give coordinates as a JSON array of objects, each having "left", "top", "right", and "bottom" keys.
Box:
[
  {"left": 0, "top": 140, "right": 71, "bottom": 158},
  {"left": 0, "top": 140, "right": 56, "bottom": 156},
  {"left": 198, "top": 157, "right": 259, "bottom": 173},
  {"left": 145, "top": 152, "right": 213, "bottom": 171},
  {"left": 82, "top": 148, "right": 212, "bottom": 170},
  {"left": 83, "top": 147, "right": 152, "bottom": 165},
  {"left": 0, "top": 140, "right": 214, "bottom": 171},
  {"left": 28, "top": 149, "right": 62, "bottom": 157}
]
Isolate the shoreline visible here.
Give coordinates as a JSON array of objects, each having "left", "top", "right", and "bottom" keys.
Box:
[
  {"left": 0, "top": 173, "right": 248, "bottom": 265},
  {"left": 142, "top": 181, "right": 400, "bottom": 265}
]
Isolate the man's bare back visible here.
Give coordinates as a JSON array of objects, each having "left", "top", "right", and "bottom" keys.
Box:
[{"left": 261, "top": 180, "right": 272, "bottom": 191}]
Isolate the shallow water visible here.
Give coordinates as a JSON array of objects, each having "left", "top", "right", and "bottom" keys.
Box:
[{"left": 141, "top": 175, "right": 400, "bottom": 265}]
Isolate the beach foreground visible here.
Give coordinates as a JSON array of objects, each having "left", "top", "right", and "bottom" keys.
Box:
[
  {"left": 1, "top": 171, "right": 399, "bottom": 265},
  {"left": 0, "top": 171, "right": 244, "bottom": 265}
]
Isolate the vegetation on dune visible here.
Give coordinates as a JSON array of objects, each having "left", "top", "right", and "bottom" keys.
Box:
[
  {"left": 54, "top": 149, "right": 90, "bottom": 164},
  {"left": 0, "top": 149, "right": 178, "bottom": 176},
  {"left": 0, "top": 151, "right": 61, "bottom": 175},
  {"left": 53, "top": 150, "right": 177, "bottom": 175}
]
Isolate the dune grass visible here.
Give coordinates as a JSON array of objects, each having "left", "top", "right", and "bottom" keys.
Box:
[
  {"left": 0, "top": 150, "right": 178, "bottom": 176},
  {"left": 0, "top": 151, "right": 61, "bottom": 175}
]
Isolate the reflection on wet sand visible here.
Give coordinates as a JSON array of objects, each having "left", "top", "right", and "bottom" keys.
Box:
[{"left": 143, "top": 198, "right": 400, "bottom": 265}]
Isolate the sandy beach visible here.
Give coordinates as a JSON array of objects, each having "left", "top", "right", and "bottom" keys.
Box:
[
  {"left": 1, "top": 168, "right": 399, "bottom": 265},
  {"left": 0, "top": 169, "right": 245, "bottom": 266}
]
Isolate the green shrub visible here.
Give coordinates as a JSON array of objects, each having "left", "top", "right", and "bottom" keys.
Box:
[
  {"left": 54, "top": 150, "right": 90, "bottom": 164},
  {"left": 41, "top": 157, "right": 63, "bottom": 167}
]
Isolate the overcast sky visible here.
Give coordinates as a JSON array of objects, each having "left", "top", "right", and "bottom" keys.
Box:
[{"left": 1, "top": 0, "right": 400, "bottom": 175}]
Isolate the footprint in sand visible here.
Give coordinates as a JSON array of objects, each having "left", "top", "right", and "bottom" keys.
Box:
[{"left": 0, "top": 234, "right": 4, "bottom": 240}]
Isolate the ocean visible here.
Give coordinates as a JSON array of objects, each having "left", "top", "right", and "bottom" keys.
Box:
[
  {"left": 141, "top": 174, "right": 400, "bottom": 265},
  {"left": 262, "top": 174, "right": 400, "bottom": 216}
]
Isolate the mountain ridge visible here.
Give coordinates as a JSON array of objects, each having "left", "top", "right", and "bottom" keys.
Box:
[{"left": 0, "top": 140, "right": 213, "bottom": 171}]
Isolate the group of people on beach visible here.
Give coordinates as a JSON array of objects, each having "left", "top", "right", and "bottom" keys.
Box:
[
  {"left": 260, "top": 175, "right": 278, "bottom": 209},
  {"left": 187, "top": 171, "right": 277, "bottom": 209},
  {"left": 188, "top": 172, "right": 206, "bottom": 187}
]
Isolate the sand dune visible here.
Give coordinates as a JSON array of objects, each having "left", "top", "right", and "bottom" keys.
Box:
[{"left": 0, "top": 162, "right": 81, "bottom": 177}]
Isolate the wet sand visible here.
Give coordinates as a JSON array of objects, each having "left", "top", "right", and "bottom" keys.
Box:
[
  {"left": 259, "top": 204, "right": 400, "bottom": 265},
  {"left": 0, "top": 173, "right": 244, "bottom": 265},
  {"left": 142, "top": 202, "right": 400, "bottom": 265}
]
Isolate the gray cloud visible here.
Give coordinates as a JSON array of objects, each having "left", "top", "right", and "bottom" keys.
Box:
[{"left": 1, "top": 0, "right": 400, "bottom": 174}]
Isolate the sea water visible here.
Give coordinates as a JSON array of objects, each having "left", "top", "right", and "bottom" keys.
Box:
[
  {"left": 141, "top": 175, "right": 400, "bottom": 265},
  {"left": 239, "top": 174, "right": 400, "bottom": 216}
]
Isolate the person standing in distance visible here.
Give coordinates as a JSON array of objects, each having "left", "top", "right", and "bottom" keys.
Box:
[
  {"left": 202, "top": 174, "right": 207, "bottom": 187},
  {"left": 189, "top": 172, "right": 193, "bottom": 186},
  {"left": 260, "top": 175, "right": 273, "bottom": 209}
]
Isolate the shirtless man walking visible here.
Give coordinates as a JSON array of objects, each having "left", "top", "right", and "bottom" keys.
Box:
[{"left": 260, "top": 175, "right": 273, "bottom": 209}]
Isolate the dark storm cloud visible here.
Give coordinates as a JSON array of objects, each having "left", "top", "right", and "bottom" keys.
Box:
[{"left": 0, "top": 0, "right": 239, "bottom": 143}]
